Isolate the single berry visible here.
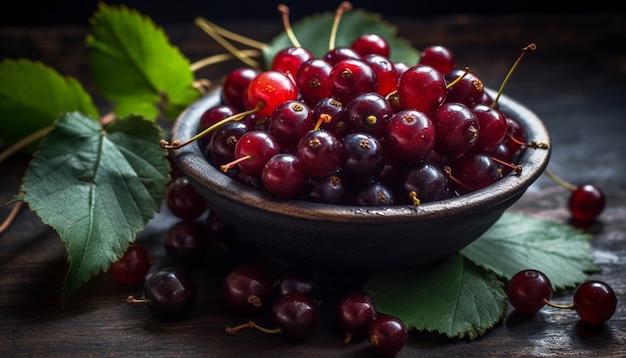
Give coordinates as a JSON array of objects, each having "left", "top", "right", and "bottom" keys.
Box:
[
  {"left": 247, "top": 70, "right": 298, "bottom": 117},
  {"left": 397, "top": 64, "right": 447, "bottom": 115},
  {"left": 336, "top": 292, "right": 378, "bottom": 344},
  {"left": 569, "top": 184, "right": 606, "bottom": 224},
  {"left": 350, "top": 33, "right": 390, "bottom": 58},
  {"left": 261, "top": 153, "right": 307, "bottom": 199},
  {"left": 110, "top": 244, "right": 151, "bottom": 285},
  {"left": 271, "top": 46, "right": 313, "bottom": 78},
  {"left": 368, "top": 313, "right": 408, "bottom": 356},
  {"left": 507, "top": 269, "right": 553, "bottom": 314},
  {"left": 165, "top": 176, "right": 207, "bottom": 220},
  {"left": 271, "top": 292, "right": 319, "bottom": 342},
  {"left": 223, "top": 263, "right": 272, "bottom": 315},
  {"left": 573, "top": 280, "right": 617, "bottom": 325},
  {"left": 222, "top": 67, "right": 262, "bottom": 110},
  {"left": 128, "top": 267, "right": 197, "bottom": 321},
  {"left": 419, "top": 45, "right": 455, "bottom": 74},
  {"left": 329, "top": 58, "right": 378, "bottom": 104},
  {"left": 164, "top": 220, "right": 208, "bottom": 265}
]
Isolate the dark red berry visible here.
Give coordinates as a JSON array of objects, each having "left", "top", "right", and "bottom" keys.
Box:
[
  {"left": 507, "top": 269, "right": 553, "bottom": 314},
  {"left": 368, "top": 313, "right": 408, "bottom": 355},
  {"left": 569, "top": 184, "right": 605, "bottom": 223},
  {"left": 110, "top": 244, "right": 151, "bottom": 285},
  {"left": 573, "top": 280, "right": 617, "bottom": 325}
]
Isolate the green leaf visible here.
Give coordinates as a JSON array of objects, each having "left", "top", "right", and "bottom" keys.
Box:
[
  {"left": 0, "top": 59, "right": 99, "bottom": 151},
  {"left": 264, "top": 8, "right": 420, "bottom": 68},
  {"left": 460, "top": 212, "right": 599, "bottom": 290},
  {"left": 86, "top": 3, "right": 200, "bottom": 121},
  {"left": 21, "top": 112, "right": 170, "bottom": 308},
  {"left": 364, "top": 255, "right": 507, "bottom": 340}
]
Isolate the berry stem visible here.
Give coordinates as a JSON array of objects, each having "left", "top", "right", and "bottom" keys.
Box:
[
  {"left": 160, "top": 102, "right": 263, "bottom": 149},
  {"left": 193, "top": 17, "right": 266, "bottom": 49},
  {"left": 278, "top": 4, "right": 302, "bottom": 48},
  {"left": 543, "top": 298, "right": 575, "bottom": 310},
  {"left": 313, "top": 113, "right": 332, "bottom": 131},
  {"left": 443, "top": 166, "right": 474, "bottom": 191},
  {"left": 127, "top": 295, "right": 150, "bottom": 304},
  {"left": 225, "top": 321, "right": 281, "bottom": 335},
  {"left": 506, "top": 133, "right": 549, "bottom": 150},
  {"left": 220, "top": 155, "right": 252, "bottom": 172},
  {"left": 490, "top": 155, "right": 522, "bottom": 175},
  {"left": 190, "top": 50, "right": 262, "bottom": 72},
  {"left": 492, "top": 43, "right": 536, "bottom": 107},
  {"left": 445, "top": 67, "right": 470, "bottom": 90},
  {"left": 543, "top": 168, "right": 578, "bottom": 192},
  {"left": 328, "top": 1, "right": 353, "bottom": 50},
  {"left": 194, "top": 17, "right": 262, "bottom": 69}
]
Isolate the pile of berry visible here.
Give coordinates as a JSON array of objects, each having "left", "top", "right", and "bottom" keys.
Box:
[
  {"left": 118, "top": 176, "right": 410, "bottom": 355},
  {"left": 191, "top": 34, "right": 530, "bottom": 206}
]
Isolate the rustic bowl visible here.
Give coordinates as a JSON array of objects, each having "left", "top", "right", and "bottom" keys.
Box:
[{"left": 168, "top": 87, "right": 550, "bottom": 276}]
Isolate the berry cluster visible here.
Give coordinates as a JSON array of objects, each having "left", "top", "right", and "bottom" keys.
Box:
[
  {"left": 507, "top": 269, "right": 618, "bottom": 325},
  {"left": 185, "top": 37, "right": 535, "bottom": 207},
  {"left": 223, "top": 263, "right": 408, "bottom": 355}
]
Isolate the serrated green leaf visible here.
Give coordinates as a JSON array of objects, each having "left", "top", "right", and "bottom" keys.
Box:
[
  {"left": 461, "top": 212, "right": 599, "bottom": 290},
  {"left": 21, "top": 112, "right": 170, "bottom": 308},
  {"left": 264, "top": 8, "right": 420, "bottom": 68},
  {"left": 86, "top": 3, "right": 200, "bottom": 121},
  {"left": 364, "top": 255, "right": 507, "bottom": 340},
  {"left": 0, "top": 59, "right": 99, "bottom": 152}
]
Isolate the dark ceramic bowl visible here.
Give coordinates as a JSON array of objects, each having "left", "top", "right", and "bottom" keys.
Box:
[{"left": 169, "top": 88, "right": 550, "bottom": 275}]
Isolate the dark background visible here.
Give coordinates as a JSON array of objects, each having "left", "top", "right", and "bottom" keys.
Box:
[{"left": 0, "top": 0, "right": 622, "bottom": 26}]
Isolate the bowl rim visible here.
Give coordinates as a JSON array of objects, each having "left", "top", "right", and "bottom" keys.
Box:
[{"left": 169, "top": 87, "right": 551, "bottom": 223}]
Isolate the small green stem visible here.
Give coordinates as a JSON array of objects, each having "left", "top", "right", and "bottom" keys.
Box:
[
  {"left": 160, "top": 102, "right": 263, "bottom": 150},
  {"left": 190, "top": 50, "right": 262, "bottom": 72},
  {"left": 225, "top": 320, "right": 281, "bottom": 335},
  {"left": 445, "top": 67, "right": 470, "bottom": 89},
  {"left": 193, "top": 18, "right": 266, "bottom": 49},
  {"left": 492, "top": 43, "right": 536, "bottom": 107},
  {"left": 543, "top": 168, "right": 577, "bottom": 192},
  {"left": 194, "top": 17, "right": 262, "bottom": 69},
  {"left": 543, "top": 298, "right": 575, "bottom": 310},
  {"left": 278, "top": 4, "right": 302, "bottom": 48},
  {"left": 328, "top": 2, "right": 353, "bottom": 50}
]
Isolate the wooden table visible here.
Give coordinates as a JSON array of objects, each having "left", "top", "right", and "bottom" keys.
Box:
[{"left": 1, "top": 11, "right": 625, "bottom": 357}]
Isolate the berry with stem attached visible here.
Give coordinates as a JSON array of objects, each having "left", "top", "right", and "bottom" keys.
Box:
[
  {"left": 223, "top": 263, "right": 272, "bottom": 315},
  {"left": 221, "top": 130, "right": 281, "bottom": 178},
  {"left": 543, "top": 280, "right": 618, "bottom": 325},
  {"left": 226, "top": 291, "right": 319, "bottom": 342},
  {"left": 543, "top": 169, "right": 606, "bottom": 223},
  {"left": 127, "top": 267, "right": 197, "bottom": 321},
  {"left": 571, "top": 280, "right": 618, "bottom": 325},
  {"left": 508, "top": 270, "right": 618, "bottom": 325}
]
